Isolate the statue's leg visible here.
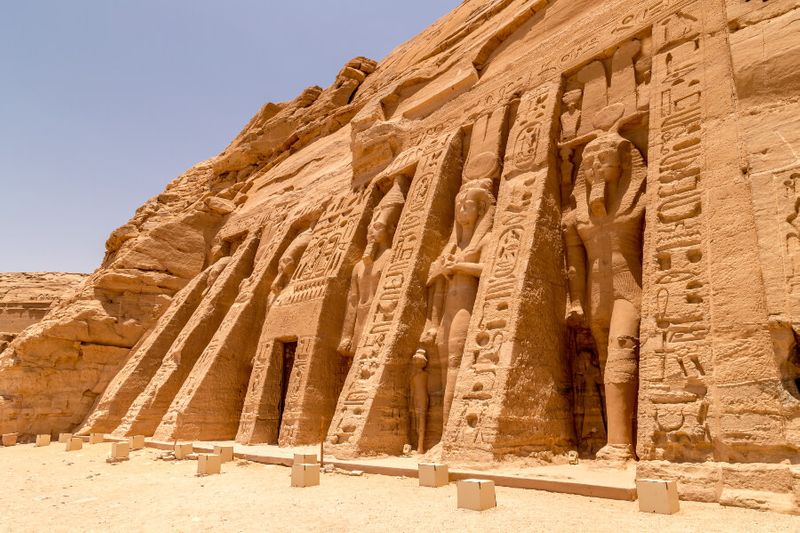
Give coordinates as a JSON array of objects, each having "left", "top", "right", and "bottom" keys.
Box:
[
  {"left": 443, "top": 308, "right": 471, "bottom": 426},
  {"left": 435, "top": 321, "right": 450, "bottom": 406},
  {"left": 589, "top": 323, "right": 610, "bottom": 382},
  {"left": 417, "top": 411, "right": 426, "bottom": 453},
  {"left": 598, "top": 298, "right": 639, "bottom": 460}
]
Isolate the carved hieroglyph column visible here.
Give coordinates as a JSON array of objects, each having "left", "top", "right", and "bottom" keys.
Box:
[
  {"left": 112, "top": 233, "right": 260, "bottom": 437},
  {"left": 637, "top": 1, "right": 790, "bottom": 466},
  {"left": 326, "top": 132, "right": 465, "bottom": 455},
  {"left": 443, "top": 83, "right": 573, "bottom": 461},
  {"left": 152, "top": 213, "right": 303, "bottom": 441}
]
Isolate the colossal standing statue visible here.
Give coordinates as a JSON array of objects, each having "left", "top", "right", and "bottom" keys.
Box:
[
  {"left": 337, "top": 179, "right": 407, "bottom": 358},
  {"left": 563, "top": 107, "right": 646, "bottom": 461},
  {"left": 423, "top": 178, "right": 496, "bottom": 427}
]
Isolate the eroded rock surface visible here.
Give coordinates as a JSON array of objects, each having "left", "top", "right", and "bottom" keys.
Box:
[{"left": 0, "top": 273, "right": 88, "bottom": 336}]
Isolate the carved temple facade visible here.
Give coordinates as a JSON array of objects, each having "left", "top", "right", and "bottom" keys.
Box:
[{"left": 2, "top": 0, "right": 799, "bottom": 514}]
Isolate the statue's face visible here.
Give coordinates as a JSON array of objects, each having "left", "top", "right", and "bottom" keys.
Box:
[
  {"left": 563, "top": 90, "right": 582, "bottom": 112},
  {"left": 591, "top": 148, "right": 621, "bottom": 184},
  {"left": 278, "top": 255, "right": 296, "bottom": 276},
  {"left": 588, "top": 146, "right": 621, "bottom": 217},
  {"left": 635, "top": 56, "right": 652, "bottom": 82},
  {"left": 455, "top": 189, "right": 481, "bottom": 226},
  {"left": 367, "top": 210, "right": 391, "bottom": 246}
]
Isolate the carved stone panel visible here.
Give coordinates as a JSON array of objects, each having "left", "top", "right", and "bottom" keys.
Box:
[
  {"left": 327, "top": 132, "right": 465, "bottom": 455},
  {"left": 444, "top": 83, "right": 572, "bottom": 461}
]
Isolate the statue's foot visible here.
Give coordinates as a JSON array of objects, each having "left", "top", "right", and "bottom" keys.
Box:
[{"left": 595, "top": 443, "right": 635, "bottom": 463}]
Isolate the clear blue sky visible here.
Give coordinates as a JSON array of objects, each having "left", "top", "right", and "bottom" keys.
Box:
[{"left": 0, "top": 1, "right": 459, "bottom": 273}]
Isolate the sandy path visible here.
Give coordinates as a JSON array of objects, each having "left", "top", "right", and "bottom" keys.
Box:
[{"left": 0, "top": 443, "right": 796, "bottom": 532}]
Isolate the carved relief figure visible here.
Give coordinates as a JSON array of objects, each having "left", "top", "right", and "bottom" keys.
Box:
[
  {"left": 409, "top": 348, "right": 429, "bottom": 454},
  {"left": 560, "top": 89, "right": 583, "bottom": 141},
  {"left": 571, "top": 347, "right": 606, "bottom": 455},
  {"left": 267, "top": 229, "right": 313, "bottom": 305},
  {"left": 634, "top": 37, "right": 652, "bottom": 112},
  {"left": 563, "top": 108, "right": 646, "bottom": 461},
  {"left": 423, "top": 178, "right": 496, "bottom": 427},
  {"left": 202, "top": 255, "right": 233, "bottom": 298},
  {"left": 781, "top": 174, "right": 800, "bottom": 293},
  {"left": 337, "top": 179, "right": 407, "bottom": 358}
]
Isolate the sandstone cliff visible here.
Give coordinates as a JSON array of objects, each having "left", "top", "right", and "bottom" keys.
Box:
[{"left": 0, "top": 273, "right": 87, "bottom": 335}]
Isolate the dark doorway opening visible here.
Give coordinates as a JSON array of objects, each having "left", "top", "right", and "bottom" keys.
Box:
[{"left": 277, "top": 340, "right": 297, "bottom": 436}]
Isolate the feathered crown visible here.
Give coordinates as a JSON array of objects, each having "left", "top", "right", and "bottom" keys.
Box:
[{"left": 378, "top": 178, "right": 407, "bottom": 210}]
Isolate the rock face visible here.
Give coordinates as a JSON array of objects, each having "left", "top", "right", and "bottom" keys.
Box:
[
  {"left": 0, "top": 273, "right": 88, "bottom": 336},
  {"left": 2, "top": 0, "right": 800, "bottom": 514}
]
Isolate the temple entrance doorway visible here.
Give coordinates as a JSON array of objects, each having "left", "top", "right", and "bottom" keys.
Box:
[{"left": 277, "top": 340, "right": 297, "bottom": 436}]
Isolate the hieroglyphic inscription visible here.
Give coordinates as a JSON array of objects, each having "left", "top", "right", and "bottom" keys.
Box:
[
  {"left": 752, "top": 166, "right": 800, "bottom": 319},
  {"left": 644, "top": 3, "right": 711, "bottom": 458},
  {"left": 613, "top": 0, "right": 694, "bottom": 37},
  {"left": 217, "top": 199, "right": 279, "bottom": 243},
  {"left": 448, "top": 84, "right": 559, "bottom": 450},
  {"left": 534, "top": 0, "right": 692, "bottom": 82},
  {"left": 275, "top": 190, "right": 368, "bottom": 305},
  {"left": 328, "top": 133, "right": 459, "bottom": 447},
  {"left": 233, "top": 209, "right": 320, "bottom": 444}
]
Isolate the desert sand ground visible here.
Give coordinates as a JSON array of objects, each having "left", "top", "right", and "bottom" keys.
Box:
[{"left": 0, "top": 443, "right": 797, "bottom": 532}]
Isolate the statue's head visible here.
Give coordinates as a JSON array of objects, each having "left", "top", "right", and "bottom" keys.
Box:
[
  {"left": 367, "top": 179, "right": 406, "bottom": 249},
  {"left": 635, "top": 55, "right": 652, "bottom": 84},
  {"left": 563, "top": 89, "right": 583, "bottom": 112},
  {"left": 582, "top": 133, "right": 627, "bottom": 217},
  {"left": 367, "top": 208, "right": 395, "bottom": 248},
  {"left": 279, "top": 229, "right": 313, "bottom": 277},
  {"left": 278, "top": 255, "right": 297, "bottom": 276},
  {"left": 635, "top": 37, "right": 653, "bottom": 85},
  {"left": 412, "top": 348, "right": 428, "bottom": 369},
  {"left": 455, "top": 179, "right": 494, "bottom": 228}
]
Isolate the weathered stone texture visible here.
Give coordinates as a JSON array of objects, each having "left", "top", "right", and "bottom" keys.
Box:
[{"left": 0, "top": 273, "right": 87, "bottom": 335}]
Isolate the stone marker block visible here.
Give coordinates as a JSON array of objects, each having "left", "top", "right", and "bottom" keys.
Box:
[
  {"left": 419, "top": 463, "right": 449, "bottom": 487},
  {"left": 111, "top": 441, "right": 130, "bottom": 460},
  {"left": 129, "top": 435, "right": 145, "bottom": 450},
  {"left": 2, "top": 433, "right": 18, "bottom": 446},
  {"left": 214, "top": 445, "right": 234, "bottom": 463},
  {"left": 293, "top": 453, "right": 317, "bottom": 465},
  {"left": 637, "top": 479, "right": 680, "bottom": 515},
  {"left": 58, "top": 433, "right": 72, "bottom": 444},
  {"left": 174, "top": 442, "right": 194, "bottom": 459},
  {"left": 198, "top": 453, "right": 222, "bottom": 475},
  {"left": 291, "top": 463, "right": 320, "bottom": 487},
  {"left": 35, "top": 434, "right": 51, "bottom": 447},
  {"left": 457, "top": 479, "right": 497, "bottom": 511},
  {"left": 89, "top": 433, "right": 105, "bottom": 444},
  {"left": 66, "top": 437, "right": 83, "bottom": 451}
]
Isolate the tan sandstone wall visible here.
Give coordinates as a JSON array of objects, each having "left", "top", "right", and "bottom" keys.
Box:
[
  {"left": 0, "top": 273, "right": 87, "bottom": 335},
  {"left": 2, "top": 0, "right": 799, "bottom": 514}
]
